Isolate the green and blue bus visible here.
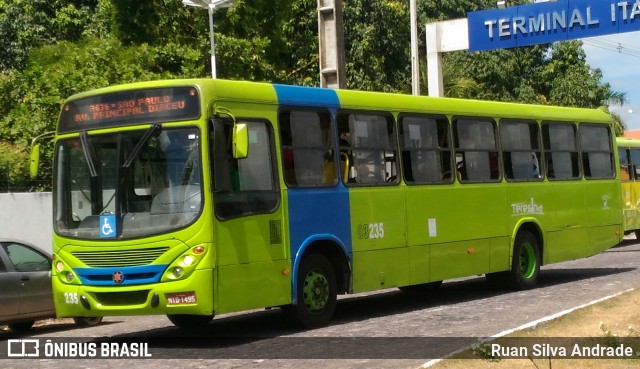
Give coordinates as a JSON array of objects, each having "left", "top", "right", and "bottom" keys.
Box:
[{"left": 32, "top": 79, "right": 623, "bottom": 328}]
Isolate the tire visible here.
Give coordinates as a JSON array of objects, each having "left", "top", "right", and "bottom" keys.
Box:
[
  {"left": 398, "top": 281, "right": 442, "bottom": 294},
  {"left": 167, "top": 314, "right": 214, "bottom": 329},
  {"left": 73, "top": 316, "right": 103, "bottom": 327},
  {"left": 283, "top": 254, "right": 337, "bottom": 328},
  {"left": 507, "top": 231, "right": 541, "bottom": 290},
  {"left": 8, "top": 321, "right": 35, "bottom": 332}
]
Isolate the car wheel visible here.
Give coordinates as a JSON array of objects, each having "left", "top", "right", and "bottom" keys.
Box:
[
  {"left": 73, "top": 316, "right": 103, "bottom": 327},
  {"left": 8, "top": 321, "right": 35, "bottom": 332}
]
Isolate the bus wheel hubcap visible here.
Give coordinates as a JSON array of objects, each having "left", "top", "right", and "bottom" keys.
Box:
[
  {"left": 519, "top": 243, "right": 536, "bottom": 279},
  {"left": 302, "top": 271, "right": 329, "bottom": 312}
]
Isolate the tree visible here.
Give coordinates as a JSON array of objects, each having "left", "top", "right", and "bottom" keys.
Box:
[{"left": 0, "top": 0, "right": 99, "bottom": 71}]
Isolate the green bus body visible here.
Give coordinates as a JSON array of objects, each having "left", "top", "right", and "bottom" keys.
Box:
[
  {"left": 616, "top": 137, "right": 640, "bottom": 238},
  {"left": 50, "top": 79, "right": 623, "bottom": 328}
]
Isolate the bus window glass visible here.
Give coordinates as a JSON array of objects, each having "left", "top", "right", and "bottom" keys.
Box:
[
  {"left": 452, "top": 118, "right": 500, "bottom": 182},
  {"left": 579, "top": 124, "right": 613, "bottom": 179},
  {"left": 542, "top": 123, "right": 580, "bottom": 180},
  {"left": 279, "top": 111, "right": 334, "bottom": 187},
  {"left": 631, "top": 149, "right": 640, "bottom": 179},
  {"left": 618, "top": 148, "right": 631, "bottom": 181},
  {"left": 337, "top": 112, "right": 397, "bottom": 185},
  {"left": 500, "top": 121, "right": 542, "bottom": 181},
  {"left": 399, "top": 115, "right": 451, "bottom": 183},
  {"left": 213, "top": 120, "right": 279, "bottom": 219}
]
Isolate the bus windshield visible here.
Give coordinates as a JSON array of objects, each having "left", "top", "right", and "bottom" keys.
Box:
[{"left": 54, "top": 127, "right": 202, "bottom": 239}]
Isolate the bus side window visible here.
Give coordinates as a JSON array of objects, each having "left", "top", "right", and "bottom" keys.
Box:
[
  {"left": 579, "top": 124, "right": 614, "bottom": 179},
  {"left": 279, "top": 110, "right": 335, "bottom": 187},
  {"left": 542, "top": 122, "right": 580, "bottom": 180},
  {"left": 337, "top": 112, "right": 397, "bottom": 186},
  {"left": 500, "top": 120, "right": 542, "bottom": 181},
  {"left": 399, "top": 114, "right": 452, "bottom": 184},
  {"left": 212, "top": 119, "right": 279, "bottom": 219},
  {"left": 452, "top": 117, "right": 499, "bottom": 183},
  {"left": 619, "top": 148, "right": 631, "bottom": 181},
  {"left": 631, "top": 149, "right": 640, "bottom": 180}
]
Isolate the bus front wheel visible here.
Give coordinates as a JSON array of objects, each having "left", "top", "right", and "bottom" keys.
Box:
[
  {"left": 284, "top": 253, "right": 337, "bottom": 328},
  {"left": 167, "top": 314, "right": 214, "bottom": 329}
]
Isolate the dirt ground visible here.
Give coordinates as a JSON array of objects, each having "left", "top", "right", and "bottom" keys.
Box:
[{"left": 427, "top": 287, "right": 640, "bottom": 369}]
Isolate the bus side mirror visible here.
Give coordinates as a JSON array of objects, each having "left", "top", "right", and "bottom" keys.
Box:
[
  {"left": 233, "top": 123, "right": 248, "bottom": 159},
  {"left": 29, "top": 144, "right": 41, "bottom": 178}
]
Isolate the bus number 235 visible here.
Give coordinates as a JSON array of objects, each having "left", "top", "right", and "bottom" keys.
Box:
[{"left": 357, "top": 223, "right": 385, "bottom": 239}]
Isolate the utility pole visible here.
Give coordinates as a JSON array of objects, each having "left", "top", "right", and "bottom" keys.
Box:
[{"left": 317, "top": 0, "right": 346, "bottom": 89}]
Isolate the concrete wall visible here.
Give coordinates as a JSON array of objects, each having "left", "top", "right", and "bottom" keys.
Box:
[{"left": 0, "top": 192, "right": 53, "bottom": 253}]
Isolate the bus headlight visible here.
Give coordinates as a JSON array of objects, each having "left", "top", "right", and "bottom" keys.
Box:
[
  {"left": 172, "top": 267, "right": 184, "bottom": 278},
  {"left": 56, "top": 261, "right": 65, "bottom": 272},
  {"left": 65, "top": 271, "right": 75, "bottom": 282},
  {"left": 182, "top": 255, "right": 195, "bottom": 267}
]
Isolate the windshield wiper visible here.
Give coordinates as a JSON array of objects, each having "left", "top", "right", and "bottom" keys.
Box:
[
  {"left": 79, "top": 130, "right": 98, "bottom": 177},
  {"left": 123, "top": 123, "right": 161, "bottom": 168}
]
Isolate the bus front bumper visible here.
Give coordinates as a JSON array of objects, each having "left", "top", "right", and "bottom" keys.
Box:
[{"left": 52, "top": 269, "right": 214, "bottom": 318}]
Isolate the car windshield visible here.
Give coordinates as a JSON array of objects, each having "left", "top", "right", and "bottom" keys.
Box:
[{"left": 54, "top": 127, "right": 202, "bottom": 239}]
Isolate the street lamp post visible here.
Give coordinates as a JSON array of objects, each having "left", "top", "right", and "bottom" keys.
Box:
[
  {"left": 182, "top": 0, "right": 236, "bottom": 79},
  {"left": 410, "top": 0, "right": 419, "bottom": 95}
]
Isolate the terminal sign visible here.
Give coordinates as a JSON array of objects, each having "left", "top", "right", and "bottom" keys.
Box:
[{"left": 468, "top": 0, "right": 640, "bottom": 51}]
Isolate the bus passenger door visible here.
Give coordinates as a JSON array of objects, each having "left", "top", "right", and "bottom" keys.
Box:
[{"left": 211, "top": 118, "right": 290, "bottom": 314}]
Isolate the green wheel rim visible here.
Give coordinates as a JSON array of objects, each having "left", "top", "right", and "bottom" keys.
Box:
[
  {"left": 302, "top": 269, "right": 330, "bottom": 313},
  {"left": 519, "top": 243, "right": 536, "bottom": 279}
]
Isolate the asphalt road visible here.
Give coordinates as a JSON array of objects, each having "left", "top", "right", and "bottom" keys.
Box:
[{"left": 2, "top": 237, "right": 639, "bottom": 369}]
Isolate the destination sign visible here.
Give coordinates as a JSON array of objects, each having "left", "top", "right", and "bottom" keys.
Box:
[
  {"left": 58, "top": 87, "right": 201, "bottom": 133},
  {"left": 468, "top": 0, "right": 640, "bottom": 51}
]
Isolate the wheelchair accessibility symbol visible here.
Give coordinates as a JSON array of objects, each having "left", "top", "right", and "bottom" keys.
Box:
[{"left": 100, "top": 214, "right": 117, "bottom": 238}]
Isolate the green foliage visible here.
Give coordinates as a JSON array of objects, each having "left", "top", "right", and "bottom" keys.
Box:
[
  {"left": 344, "top": 0, "right": 411, "bottom": 92},
  {"left": 0, "top": 140, "right": 35, "bottom": 191},
  {"left": 0, "top": 0, "right": 99, "bottom": 70}
]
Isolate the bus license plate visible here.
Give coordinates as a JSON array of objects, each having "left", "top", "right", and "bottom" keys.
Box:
[{"left": 166, "top": 292, "right": 197, "bottom": 305}]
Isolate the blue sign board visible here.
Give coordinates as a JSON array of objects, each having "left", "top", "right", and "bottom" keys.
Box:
[
  {"left": 100, "top": 214, "right": 117, "bottom": 238},
  {"left": 468, "top": 0, "right": 640, "bottom": 51}
]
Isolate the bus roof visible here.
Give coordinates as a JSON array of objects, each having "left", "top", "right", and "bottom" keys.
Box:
[
  {"left": 64, "top": 78, "right": 612, "bottom": 124},
  {"left": 617, "top": 137, "right": 640, "bottom": 148}
]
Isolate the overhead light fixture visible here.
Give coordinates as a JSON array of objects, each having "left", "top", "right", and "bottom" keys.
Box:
[{"left": 181, "top": 0, "right": 237, "bottom": 79}]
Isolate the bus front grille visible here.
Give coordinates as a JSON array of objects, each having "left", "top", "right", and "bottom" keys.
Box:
[
  {"left": 93, "top": 290, "right": 150, "bottom": 306},
  {"left": 72, "top": 247, "right": 170, "bottom": 267}
]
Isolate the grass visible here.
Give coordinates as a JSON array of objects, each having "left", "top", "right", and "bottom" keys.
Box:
[{"left": 425, "top": 288, "right": 640, "bottom": 369}]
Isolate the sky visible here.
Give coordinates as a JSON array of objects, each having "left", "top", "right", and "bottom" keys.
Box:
[{"left": 582, "top": 31, "right": 640, "bottom": 131}]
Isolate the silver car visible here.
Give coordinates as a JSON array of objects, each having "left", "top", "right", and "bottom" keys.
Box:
[{"left": 0, "top": 239, "right": 102, "bottom": 331}]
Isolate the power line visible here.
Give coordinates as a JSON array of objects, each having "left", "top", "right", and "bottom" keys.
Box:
[{"left": 582, "top": 38, "right": 640, "bottom": 59}]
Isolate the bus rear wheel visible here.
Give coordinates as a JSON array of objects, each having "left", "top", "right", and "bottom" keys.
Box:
[
  {"left": 167, "top": 314, "right": 214, "bottom": 329},
  {"left": 508, "top": 231, "right": 540, "bottom": 290},
  {"left": 486, "top": 231, "right": 540, "bottom": 290},
  {"left": 284, "top": 253, "right": 337, "bottom": 328}
]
